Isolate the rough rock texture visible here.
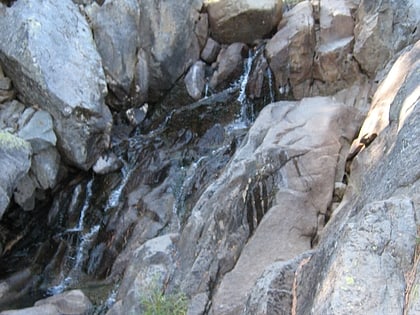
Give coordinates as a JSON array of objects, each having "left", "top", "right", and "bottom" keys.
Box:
[
  {"left": 85, "top": 0, "right": 141, "bottom": 107},
  {"left": 0, "top": 65, "right": 14, "bottom": 104},
  {"left": 208, "top": 97, "right": 362, "bottom": 314},
  {"left": 162, "top": 95, "right": 363, "bottom": 314},
  {"left": 265, "top": 1, "right": 315, "bottom": 99},
  {"left": 290, "top": 40, "right": 420, "bottom": 315},
  {"left": 109, "top": 234, "right": 179, "bottom": 315},
  {"left": 312, "top": 0, "right": 361, "bottom": 95},
  {"left": 0, "top": 101, "right": 61, "bottom": 211},
  {"left": 0, "top": 290, "right": 92, "bottom": 315},
  {"left": 244, "top": 252, "right": 313, "bottom": 315},
  {"left": 205, "top": 0, "right": 283, "bottom": 44},
  {"left": 0, "top": 0, "right": 112, "bottom": 170},
  {"left": 137, "top": 0, "right": 203, "bottom": 101},
  {"left": 0, "top": 132, "right": 31, "bottom": 219},
  {"left": 354, "top": 0, "right": 420, "bottom": 77}
]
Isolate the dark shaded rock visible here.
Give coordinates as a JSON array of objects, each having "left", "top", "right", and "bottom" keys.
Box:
[
  {"left": 85, "top": 0, "right": 141, "bottom": 108},
  {"left": 137, "top": 0, "right": 203, "bottom": 101},
  {"left": 0, "top": 0, "right": 112, "bottom": 170},
  {"left": 201, "top": 37, "right": 221, "bottom": 64},
  {"left": 210, "top": 43, "right": 248, "bottom": 90}
]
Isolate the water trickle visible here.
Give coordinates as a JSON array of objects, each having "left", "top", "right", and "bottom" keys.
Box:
[
  {"left": 67, "top": 179, "right": 93, "bottom": 232},
  {"left": 236, "top": 50, "right": 255, "bottom": 127}
]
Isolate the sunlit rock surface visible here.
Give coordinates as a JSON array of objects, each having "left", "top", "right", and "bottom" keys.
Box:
[{"left": 0, "top": 0, "right": 112, "bottom": 170}]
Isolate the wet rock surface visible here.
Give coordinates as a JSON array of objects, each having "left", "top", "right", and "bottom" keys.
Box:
[{"left": 0, "top": 1, "right": 419, "bottom": 315}]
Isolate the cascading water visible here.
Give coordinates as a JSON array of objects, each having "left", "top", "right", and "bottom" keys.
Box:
[{"left": 0, "top": 41, "right": 277, "bottom": 313}]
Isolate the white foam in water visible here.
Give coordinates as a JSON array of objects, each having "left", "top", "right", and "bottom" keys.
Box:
[
  {"left": 66, "top": 179, "right": 93, "bottom": 233},
  {"left": 47, "top": 225, "right": 101, "bottom": 296},
  {"left": 106, "top": 162, "right": 131, "bottom": 210}
]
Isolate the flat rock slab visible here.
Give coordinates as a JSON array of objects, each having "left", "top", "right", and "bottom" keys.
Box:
[{"left": 209, "top": 96, "right": 361, "bottom": 314}]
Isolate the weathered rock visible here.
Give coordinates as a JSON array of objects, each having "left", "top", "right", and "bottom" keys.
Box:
[
  {"left": 195, "top": 13, "right": 209, "bottom": 50},
  {"left": 210, "top": 43, "right": 248, "bottom": 90},
  {"left": 205, "top": 0, "right": 283, "bottom": 44},
  {"left": 246, "top": 52, "right": 269, "bottom": 100},
  {"left": 110, "top": 234, "right": 179, "bottom": 315},
  {"left": 0, "top": 132, "right": 31, "bottom": 219},
  {"left": 0, "top": 289, "right": 93, "bottom": 315},
  {"left": 265, "top": 1, "right": 315, "bottom": 99},
  {"left": 244, "top": 252, "right": 313, "bottom": 315},
  {"left": 92, "top": 151, "right": 123, "bottom": 175},
  {"left": 319, "top": 0, "right": 355, "bottom": 45},
  {"left": 0, "top": 100, "right": 25, "bottom": 133},
  {"left": 125, "top": 103, "right": 148, "bottom": 127},
  {"left": 0, "top": 0, "right": 112, "bottom": 170},
  {"left": 312, "top": 0, "right": 361, "bottom": 95},
  {"left": 31, "top": 147, "right": 60, "bottom": 190},
  {"left": 185, "top": 61, "right": 206, "bottom": 100},
  {"left": 166, "top": 94, "right": 362, "bottom": 314},
  {"left": 208, "top": 96, "right": 361, "bottom": 315},
  {"left": 201, "top": 38, "right": 221, "bottom": 64},
  {"left": 17, "top": 110, "right": 56, "bottom": 153},
  {"left": 137, "top": 0, "right": 203, "bottom": 101},
  {"left": 354, "top": 0, "right": 420, "bottom": 77},
  {"left": 313, "top": 198, "right": 415, "bottom": 315},
  {"left": 292, "top": 40, "right": 420, "bottom": 315},
  {"left": 13, "top": 173, "right": 36, "bottom": 211},
  {"left": 84, "top": 0, "right": 141, "bottom": 107}
]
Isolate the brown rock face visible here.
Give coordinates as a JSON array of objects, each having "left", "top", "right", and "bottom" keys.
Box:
[
  {"left": 265, "top": 1, "right": 315, "bottom": 99},
  {"left": 205, "top": 0, "right": 283, "bottom": 44}
]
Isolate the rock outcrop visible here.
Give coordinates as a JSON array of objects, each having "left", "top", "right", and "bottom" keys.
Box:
[
  {"left": 0, "top": 0, "right": 112, "bottom": 170},
  {"left": 172, "top": 96, "right": 362, "bottom": 314},
  {"left": 247, "top": 39, "right": 420, "bottom": 315}
]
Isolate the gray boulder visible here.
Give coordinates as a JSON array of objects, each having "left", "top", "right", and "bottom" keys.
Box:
[
  {"left": 0, "top": 0, "right": 112, "bottom": 170},
  {"left": 0, "top": 132, "right": 31, "bottom": 219},
  {"left": 184, "top": 61, "right": 206, "bottom": 100}
]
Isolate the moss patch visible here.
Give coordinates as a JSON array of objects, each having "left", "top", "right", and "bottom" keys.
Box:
[{"left": 0, "top": 132, "right": 31, "bottom": 151}]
